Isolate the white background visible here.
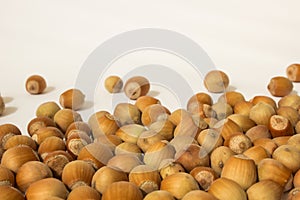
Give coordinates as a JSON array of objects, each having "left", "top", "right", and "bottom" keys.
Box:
[{"left": 1, "top": 0, "right": 300, "bottom": 134}]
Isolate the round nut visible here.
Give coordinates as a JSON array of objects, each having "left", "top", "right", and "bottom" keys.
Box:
[
  {"left": 267, "top": 76, "right": 293, "bottom": 97},
  {"left": 104, "top": 75, "right": 123, "bottom": 93},
  {"left": 25, "top": 75, "right": 47, "bottom": 94},
  {"left": 124, "top": 76, "right": 150, "bottom": 100},
  {"left": 204, "top": 70, "right": 229, "bottom": 93},
  {"left": 286, "top": 63, "right": 300, "bottom": 82},
  {"left": 59, "top": 88, "right": 85, "bottom": 110}
]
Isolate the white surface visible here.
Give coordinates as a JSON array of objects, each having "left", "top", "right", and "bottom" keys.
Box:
[{"left": 0, "top": 0, "right": 300, "bottom": 134}]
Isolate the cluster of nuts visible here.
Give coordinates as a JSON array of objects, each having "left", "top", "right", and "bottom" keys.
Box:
[{"left": 1, "top": 64, "right": 300, "bottom": 200}]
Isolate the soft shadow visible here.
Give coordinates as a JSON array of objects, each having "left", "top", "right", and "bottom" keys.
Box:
[
  {"left": 226, "top": 85, "right": 237, "bottom": 91},
  {"left": 43, "top": 86, "right": 56, "bottom": 94},
  {"left": 80, "top": 100, "right": 94, "bottom": 110},
  {"left": 2, "top": 106, "right": 18, "bottom": 116},
  {"left": 2, "top": 96, "right": 13, "bottom": 104},
  {"left": 290, "top": 90, "right": 298, "bottom": 95},
  {"left": 148, "top": 90, "right": 160, "bottom": 97}
]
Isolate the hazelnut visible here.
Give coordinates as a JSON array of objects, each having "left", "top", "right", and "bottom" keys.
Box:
[
  {"left": 59, "top": 88, "right": 85, "bottom": 110},
  {"left": 104, "top": 75, "right": 123, "bottom": 93},
  {"left": 25, "top": 75, "right": 47, "bottom": 94},
  {"left": 286, "top": 63, "right": 300, "bottom": 82},
  {"left": 267, "top": 76, "right": 293, "bottom": 97},
  {"left": 124, "top": 76, "right": 150, "bottom": 100},
  {"left": 268, "top": 115, "right": 294, "bottom": 138},
  {"left": 203, "top": 70, "right": 229, "bottom": 93},
  {"left": 0, "top": 95, "right": 5, "bottom": 116},
  {"left": 36, "top": 101, "right": 61, "bottom": 119}
]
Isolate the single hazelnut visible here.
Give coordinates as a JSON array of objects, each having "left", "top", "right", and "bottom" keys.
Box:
[
  {"left": 124, "top": 76, "right": 150, "bottom": 100},
  {"left": 59, "top": 88, "right": 85, "bottom": 110},
  {"left": 267, "top": 76, "right": 293, "bottom": 97},
  {"left": 286, "top": 63, "right": 300, "bottom": 82},
  {"left": 104, "top": 75, "right": 123, "bottom": 93},
  {"left": 203, "top": 70, "right": 229, "bottom": 93},
  {"left": 25, "top": 75, "right": 47, "bottom": 94}
]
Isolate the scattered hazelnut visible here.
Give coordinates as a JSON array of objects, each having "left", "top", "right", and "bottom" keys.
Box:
[
  {"left": 59, "top": 88, "right": 85, "bottom": 110},
  {"left": 104, "top": 75, "right": 123, "bottom": 93},
  {"left": 124, "top": 76, "right": 150, "bottom": 100},
  {"left": 286, "top": 63, "right": 300, "bottom": 82},
  {"left": 203, "top": 70, "right": 229, "bottom": 93},
  {"left": 267, "top": 76, "right": 293, "bottom": 97},
  {"left": 25, "top": 75, "right": 47, "bottom": 94}
]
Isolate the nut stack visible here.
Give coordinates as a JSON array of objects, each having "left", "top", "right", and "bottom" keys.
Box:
[{"left": 1, "top": 65, "right": 300, "bottom": 200}]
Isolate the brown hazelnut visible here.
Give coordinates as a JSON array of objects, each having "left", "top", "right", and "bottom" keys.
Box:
[
  {"left": 124, "top": 76, "right": 150, "bottom": 100},
  {"left": 267, "top": 76, "right": 293, "bottom": 97},
  {"left": 203, "top": 70, "right": 229, "bottom": 93},
  {"left": 25, "top": 75, "right": 47, "bottom": 94}
]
